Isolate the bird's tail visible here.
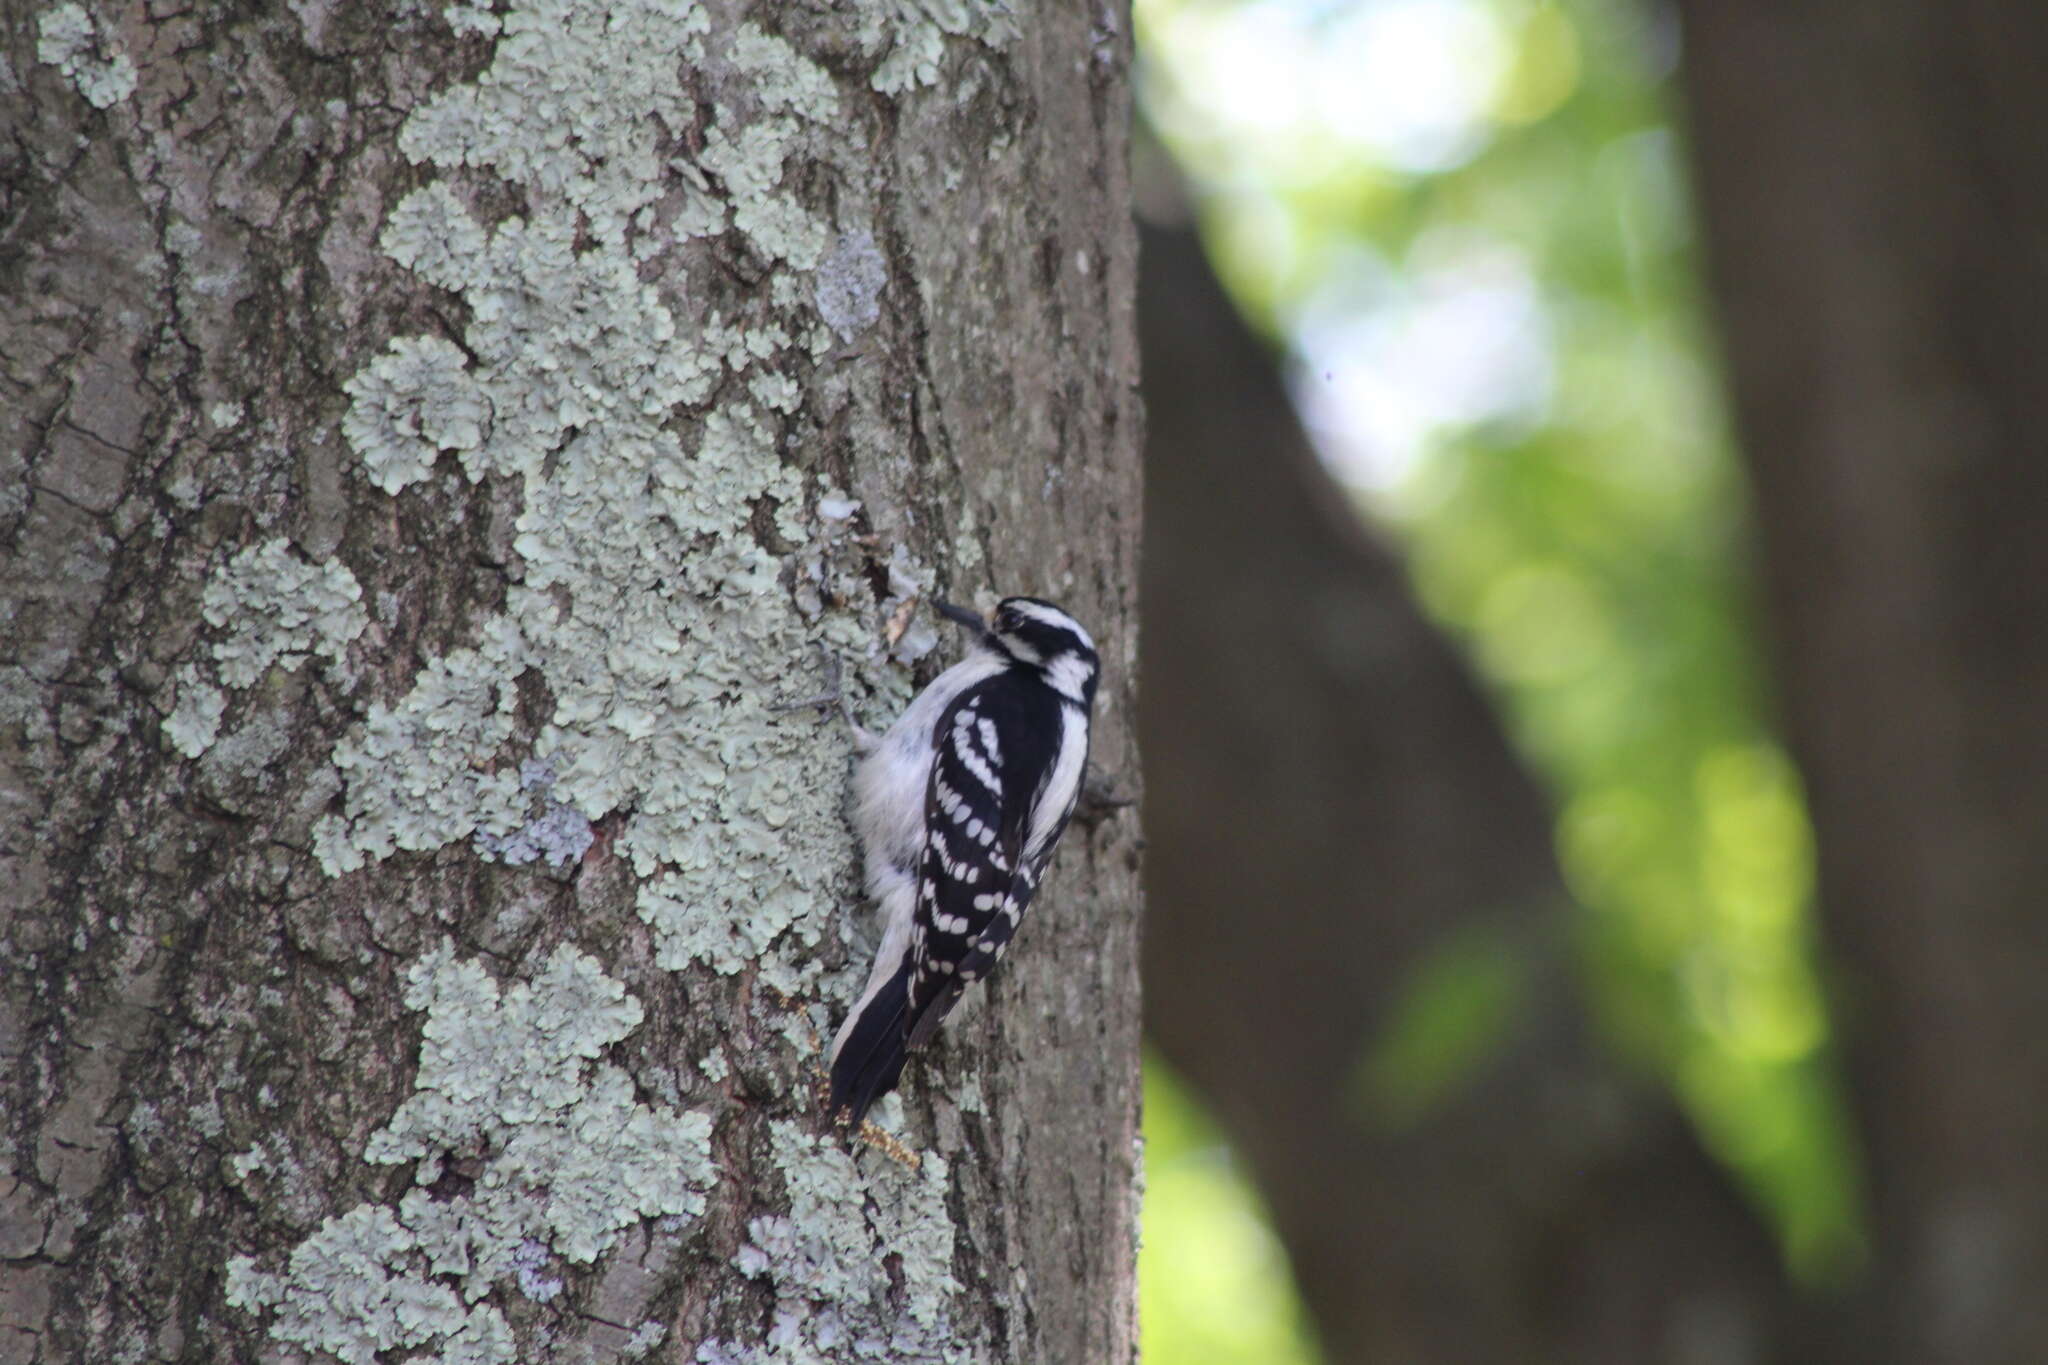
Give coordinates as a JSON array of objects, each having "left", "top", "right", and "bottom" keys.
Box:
[{"left": 827, "top": 960, "right": 912, "bottom": 1123}]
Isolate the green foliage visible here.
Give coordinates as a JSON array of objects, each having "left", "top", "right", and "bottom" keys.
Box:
[
  {"left": 1139, "top": 3, "right": 1867, "bottom": 1352},
  {"left": 1140, "top": 1057, "right": 1323, "bottom": 1365},
  {"left": 1350, "top": 922, "right": 1532, "bottom": 1130}
]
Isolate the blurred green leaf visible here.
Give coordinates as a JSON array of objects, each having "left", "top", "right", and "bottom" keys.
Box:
[
  {"left": 1349, "top": 924, "right": 1532, "bottom": 1130},
  {"left": 1141, "top": 1057, "right": 1325, "bottom": 1365}
]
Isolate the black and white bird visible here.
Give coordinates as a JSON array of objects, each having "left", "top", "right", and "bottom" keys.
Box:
[{"left": 828, "top": 596, "right": 1101, "bottom": 1123}]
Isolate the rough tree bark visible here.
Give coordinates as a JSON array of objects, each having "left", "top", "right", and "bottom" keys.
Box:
[
  {"left": 1677, "top": 4, "right": 2048, "bottom": 1362},
  {"left": 0, "top": 3, "right": 1142, "bottom": 1362},
  {"left": 1138, "top": 215, "right": 1796, "bottom": 1363}
]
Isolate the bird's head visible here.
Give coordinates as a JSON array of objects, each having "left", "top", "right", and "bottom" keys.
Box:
[{"left": 937, "top": 596, "right": 1100, "bottom": 706}]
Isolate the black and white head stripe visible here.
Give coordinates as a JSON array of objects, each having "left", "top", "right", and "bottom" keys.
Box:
[
  {"left": 996, "top": 597, "right": 1096, "bottom": 651},
  {"left": 985, "top": 598, "right": 1099, "bottom": 704}
]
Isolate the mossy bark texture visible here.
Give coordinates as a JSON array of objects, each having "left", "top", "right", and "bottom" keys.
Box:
[{"left": 1, "top": 3, "right": 1141, "bottom": 1362}]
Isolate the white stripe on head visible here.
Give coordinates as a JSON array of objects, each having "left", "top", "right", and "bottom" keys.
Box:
[
  {"left": 1045, "top": 652, "right": 1096, "bottom": 704},
  {"left": 1005, "top": 599, "right": 1095, "bottom": 653},
  {"left": 994, "top": 634, "right": 1043, "bottom": 666}
]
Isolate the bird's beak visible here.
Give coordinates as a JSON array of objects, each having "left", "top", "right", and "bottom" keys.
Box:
[{"left": 935, "top": 599, "right": 990, "bottom": 637}]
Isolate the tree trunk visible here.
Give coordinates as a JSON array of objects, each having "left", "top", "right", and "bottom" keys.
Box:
[
  {"left": 1139, "top": 215, "right": 1795, "bottom": 1364},
  {"left": 0, "top": 4, "right": 1142, "bottom": 1362},
  {"left": 1675, "top": 4, "right": 2048, "bottom": 1362}
]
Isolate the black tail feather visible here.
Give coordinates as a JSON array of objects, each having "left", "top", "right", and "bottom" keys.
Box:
[
  {"left": 904, "top": 977, "right": 965, "bottom": 1053},
  {"left": 828, "top": 962, "right": 912, "bottom": 1123}
]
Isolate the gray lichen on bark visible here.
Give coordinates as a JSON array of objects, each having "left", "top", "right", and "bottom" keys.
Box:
[{"left": 0, "top": 0, "right": 1141, "bottom": 1361}]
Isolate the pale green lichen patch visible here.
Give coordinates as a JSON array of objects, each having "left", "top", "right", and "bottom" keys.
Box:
[
  {"left": 203, "top": 537, "right": 367, "bottom": 688},
  {"left": 230, "top": 946, "right": 713, "bottom": 1363},
  {"left": 730, "top": 24, "right": 839, "bottom": 119},
  {"left": 261, "top": 0, "right": 1026, "bottom": 1356},
  {"left": 316, "top": 0, "right": 902, "bottom": 976},
  {"left": 363, "top": 942, "right": 714, "bottom": 1273},
  {"left": 36, "top": 3, "right": 138, "bottom": 110},
  {"left": 342, "top": 336, "right": 491, "bottom": 494},
  {"left": 697, "top": 23, "right": 839, "bottom": 271},
  {"left": 166, "top": 537, "right": 364, "bottom": 760},
  {"left": 624, "top": 1320, "right": 668, "bottom": 1357},
  {"left": 225, "top": 1205, "right": 515, "bottom": 1365},
  {"left": 702, "top": 1122, "right": 975, "bottom": 1364},
  {"left": 163, "top": 676, "right": 225, "bottom": 759},
  {"left": 314, "top": 620, "right": 530, "bottom": 877},
  {"left": 860, "top": 0, "right": 1018, "bottom": 95},
  {"left": 473, "top": 757, "right": 594, "bottom": 867}
]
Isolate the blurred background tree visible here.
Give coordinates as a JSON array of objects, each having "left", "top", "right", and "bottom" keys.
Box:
[{"left": 1134, "top": 0, "right": 2048, "bottom": 1360}]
